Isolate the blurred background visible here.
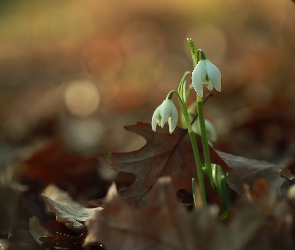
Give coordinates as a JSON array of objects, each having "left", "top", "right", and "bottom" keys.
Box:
[{"left": 1, "top": 0, "right": 295, "bottom": 165}]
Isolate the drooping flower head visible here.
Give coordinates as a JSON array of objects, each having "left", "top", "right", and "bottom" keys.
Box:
[
  {"left": 151, "top": 99, "right": 178, "bottom": 134},
  {"left": 192, "top": 117, "right": 217, "bottom": 142},
  {"left": 192, "top": 51, "right": 221, "bottom": 97}
]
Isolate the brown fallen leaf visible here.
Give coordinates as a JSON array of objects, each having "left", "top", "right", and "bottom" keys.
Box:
[
  {"left": 29, "top": 217, "right": 51, "bottom": 246},
  {"left": 40, "top": 232, "right": 87, "bottom": 249},
  {"left": 85, "top": 177, "right": 293, "bottom": 250},
  {"left": 84, "top": 176, "right": 197, "bottom": 250},
  {"left": 22, "top": 140, "right": 106, "bottom": 199},
  {"left": 217, "top": 150, "right": 288, "bottom": 196},
  {"left": 41, "top": 185, "right": 102, "bottom": 230},
  {"left": 101, "top": 122, "right": 230, "bottom": 207},
  {"left": 280, "top": 158, "right": 295, "bottom": 189},
  {"left": 100, "top": 122, "right": 289, "bottom": 208},
  {"left": 224, "top": 180, "right": 293, "bottom": 250}
]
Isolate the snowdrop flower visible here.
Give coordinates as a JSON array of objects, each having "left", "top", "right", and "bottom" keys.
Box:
[
  {"left": 193, "top": 117, "right": 217, "bottom": 142},
  {"left": 151, "top": 99, "right": 178, "bottom": 134},
  {"left": 192, "top": 58, "right": 221, "bottom": 97}
]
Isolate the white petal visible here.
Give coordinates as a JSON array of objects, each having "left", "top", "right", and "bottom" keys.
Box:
[
  {"left": 160, "top": 100, "right": 171, "bottom": 127},
  {"left": 192, "top": 62, "right": 204, "bottom": 97},
  {"left": 168, "top": 104, "right": 178, "bottom": 133},
  {"left": 151, "top": 105, "right": 161, "bottom": 131},
  {"left": 200, "top": 60, "right": 209, "bottom": 82},
  {"left": 168, "top": 118, "right": 173, "bottom": 133},
  {"left": 206, "top": 60, "right": 221, "bottom": 92}
]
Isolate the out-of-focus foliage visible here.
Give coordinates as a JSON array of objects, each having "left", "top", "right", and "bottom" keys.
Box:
[
  {"left": 1, "top": 1, "right": 295, "bottom": 249},
  {"left": 0, "top": 0, "right": 295, "bottom": 161},
  {"left": 84, "top": 177, "right": 294, "bottom": 250}
]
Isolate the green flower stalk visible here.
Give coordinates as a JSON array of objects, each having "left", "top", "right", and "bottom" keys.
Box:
[
  {"left": 151, "top": 38, "right": 228, "bottom": 208},
  {"left": 151, "top": 85, "right": 207, "bottom": 205},
  {"left": 188, "top": 39, "right": 221, "bottom": 187}
]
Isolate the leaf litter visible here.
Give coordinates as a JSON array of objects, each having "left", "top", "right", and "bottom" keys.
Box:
[
  {"left": 100, "top": 122, "right": 230, "bottom": 208},
  {"left": 84, "top": 177, "right": 293, "bottom": 250},
  {"left": 2, "top": 123, "right": 295, "bottom": 249}
]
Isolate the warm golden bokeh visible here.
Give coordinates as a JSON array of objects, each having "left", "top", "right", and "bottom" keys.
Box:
[
  {"left": 0, "top": 0, "right": 295, "bottom": 159},
  {"left": 64, "top": 80, "right": 100, "bottom": 117}
]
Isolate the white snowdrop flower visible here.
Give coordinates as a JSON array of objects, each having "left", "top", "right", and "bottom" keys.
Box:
[
  {"left": 192, "top": 59, "right": 221, "bottom": 97},
  {"left": 193, "top": 117, "right": 217, "bottom": 142},
  {"left": 151, "top": 99, "right": 178, "bottom": 134}
]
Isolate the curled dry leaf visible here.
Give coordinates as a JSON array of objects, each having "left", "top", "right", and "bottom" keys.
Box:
[
  {"left": 29, "top": 217, "right": 51, "bottom": 246},
  {"left": 280, "top": 158, "right": 295, "bottom": 195},
  {"left": 217, "top": 151, "right": 287, "bottom": 196},
  {"left": 39, "top": 232, "right": 87, "bottom": 249},
  {"left": 41, "top": 185, "right": 102, "bottom": 230},
  {"left": 85, "top": 176, "right": 195, "bottom": 250},
  {"left": 29, "top": 213, "right": 90, "bottom": 249},
  {"left": 221, "top": 179, "right": 293, "bottom": 250},
  {"left": 85, "top": 177, "right": 294, "bottom": 250},
  {"left": 100, "top": 122, "right": 290, "bottom": 209},
  {"left": 43, "top": 184, "right": 80, "bottom": 203},
  {"left": 101, "top": 122, "right": 230, "bottom": 207}
]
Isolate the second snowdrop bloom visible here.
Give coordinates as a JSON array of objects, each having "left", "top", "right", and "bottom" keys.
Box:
[
  {"left": 192, "top": 57, "right": 221, "bottom": 98},
  {"left": 192, "top": 117, "right": 217, "bottom": 142},
  {"left": 151, "top": 99, "right": 178, "bottom": 134}
]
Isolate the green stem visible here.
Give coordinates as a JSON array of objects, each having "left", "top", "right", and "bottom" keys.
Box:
[
  {"left": 192, "top": 178, "right": 197, "bottom": 207},
  {"left": 187, "top": 38, "right": 199, "bottom": 68},
  {"left": 187, "top": 129, "right": 207, "bottom": 204},
  {"left": 187, "top": 39, "right": 211, "bottom": 204},
  {"left": 220, "top": 175, "right": 231, "bottom": 210},
  {"left": 197, "top": 100, "right": 213, "bottom": 186},
  {"left": 171, "top": 90, "right": 207, "bottom": 205}
]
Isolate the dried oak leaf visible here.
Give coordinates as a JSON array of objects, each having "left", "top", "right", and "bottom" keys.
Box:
[
  {"left": 86, "top": 177, "right": 292, "bottom": 250},
  {"left": 217, "top": 151, "right": 288, "bottom": 196},
  {"left": 101, "top": 122, "right": 230, "bottom": 207},
  {"left": 222, "top": 179, "right": 293, "bottom": 250},
  {"left": 29, "top": 216, "right": 95, "bottom": 250},
  {"left": 84, "top": 176, "right": 196, "bottom": 250},
  {"left": 41, "top": 185, "right": 102, "bottom": 230},
  {"left": 279, "top": 158, "right": 295, "bottom": 185},
  {"left": 40, "top": 232, "right": 87, "bottom": 249},
  {"left": 29, "top": 217, "right": 51, "bottom": 246}
]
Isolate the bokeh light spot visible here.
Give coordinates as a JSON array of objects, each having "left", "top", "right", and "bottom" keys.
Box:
[
  {"left": 63, "top": 117, "right": 105, "bottom": 154},
  {"left": 64, "top": 80, "right": 100, "bottom": 117}
]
